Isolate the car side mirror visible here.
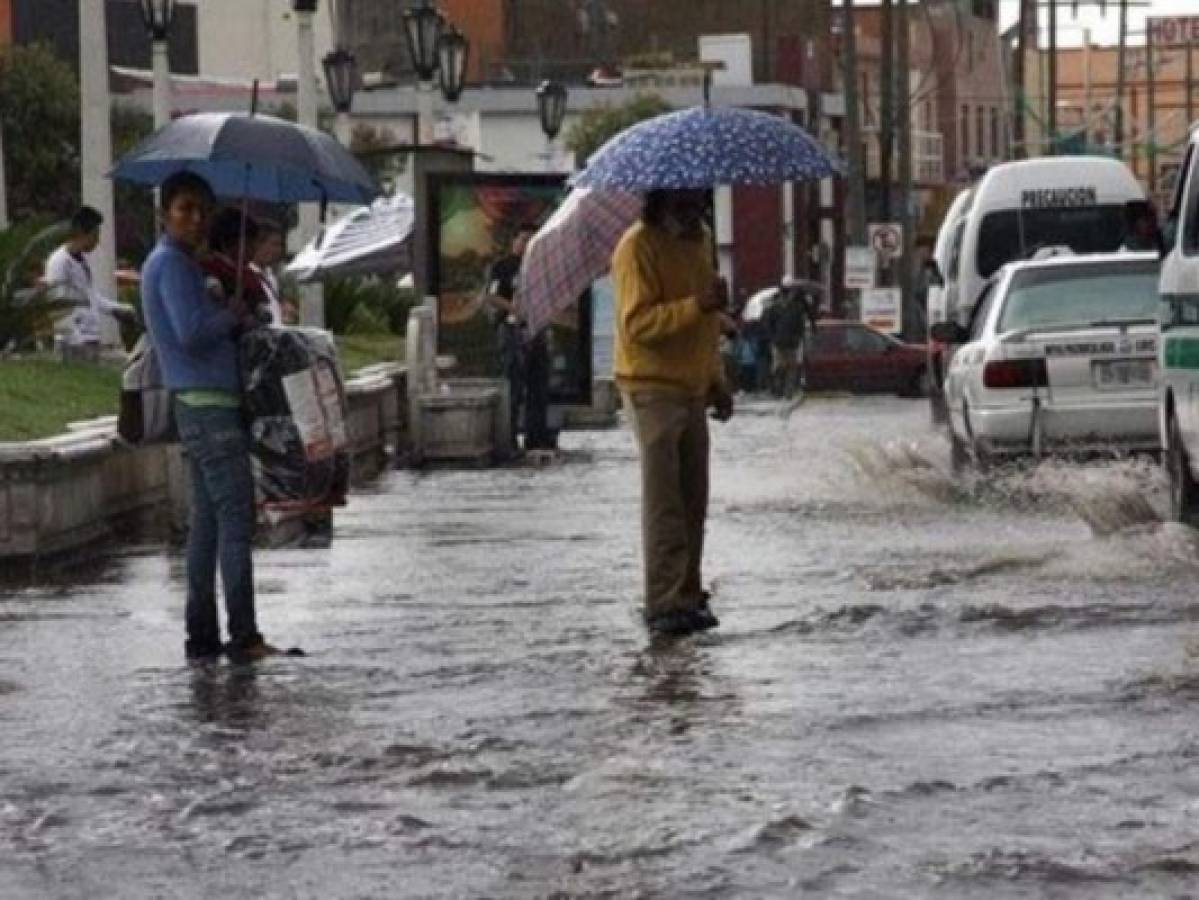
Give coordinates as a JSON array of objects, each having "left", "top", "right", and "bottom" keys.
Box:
[
  {"left": 924, "top": 259, "right": 945, "bottom": 287},
  {"left": 930, "top": 322, "right": 968, "bottom": 344}
]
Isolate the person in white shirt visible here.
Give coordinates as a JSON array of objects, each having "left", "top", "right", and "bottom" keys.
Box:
[
  {"left": 42, "top": 206, "right": 133, "bottom": 346},
  {"left": 249, "top": 219, "right": 296, "bottom": 325}
]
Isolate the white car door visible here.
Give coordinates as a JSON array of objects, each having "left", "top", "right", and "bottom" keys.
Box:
[
  {"left": 1161, "top": 143, "right": 1199, "bottom": 454},
  {"left": 945, "top": 284, "right": 998, "bottom": 441}
]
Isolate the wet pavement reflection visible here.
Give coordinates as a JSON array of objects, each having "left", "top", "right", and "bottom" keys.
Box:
[{"left": 3, "top": 395, "right": 1199, "bottom": 898}]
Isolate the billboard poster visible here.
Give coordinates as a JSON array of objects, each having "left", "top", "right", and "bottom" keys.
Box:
[
  {"left": 428, "top": 173, "right": 591, "bottom": 405},
  {"left": 860, "top": 287, "right": 902, "bottom": 334}
]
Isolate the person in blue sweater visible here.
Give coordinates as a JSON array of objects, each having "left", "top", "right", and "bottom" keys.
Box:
[{"left": 141, "top": 172, "right": 279, "bottom": 664}]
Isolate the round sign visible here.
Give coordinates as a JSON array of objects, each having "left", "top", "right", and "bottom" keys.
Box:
[{"left": 871, "top": 224, "right": 901, "bottom": 258}]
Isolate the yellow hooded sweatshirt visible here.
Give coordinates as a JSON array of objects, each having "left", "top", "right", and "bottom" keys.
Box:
[{"left": 611, "top": 220, "right": 724, "bottom": 398}]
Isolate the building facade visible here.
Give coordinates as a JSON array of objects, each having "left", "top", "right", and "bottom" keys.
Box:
[{"left": 1049, "top": 24, "right": 1199, "bottom": 207}]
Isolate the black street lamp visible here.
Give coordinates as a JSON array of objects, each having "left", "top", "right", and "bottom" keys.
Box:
[
  {"left": 536, "top": 80, "right": 568, "bottom": 141},
  {"left": 322, "top": 48, "right": 357, "bottom": 114},
  {"left": 403, "top": 0, "right": 445, "bottom": 83},
  {"left": 138, "top": 0, "right": 175, "bottom": 42},
  {"left": 437, "top": 25, "right": 469, "bottom": 103}
]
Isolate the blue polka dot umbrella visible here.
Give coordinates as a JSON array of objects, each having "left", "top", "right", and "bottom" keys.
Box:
[{"left": 571, "top": 105, "right": 843, "bottom": 191}]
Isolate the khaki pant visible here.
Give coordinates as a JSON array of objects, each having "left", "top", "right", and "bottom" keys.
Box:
[{"left": 625, "top": 390, "right": 710, "bottom": 615}]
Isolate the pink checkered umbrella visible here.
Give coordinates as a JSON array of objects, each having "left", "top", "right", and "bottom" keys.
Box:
[{"left": 518, "top": 187, "right": 642, "bottom": 337}]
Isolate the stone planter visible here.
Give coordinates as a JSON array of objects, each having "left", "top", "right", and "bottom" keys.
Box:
[{"left": 0, "top": 418, "right": 177, "bottom": 564}]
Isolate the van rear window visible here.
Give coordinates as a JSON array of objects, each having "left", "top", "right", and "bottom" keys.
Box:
[{"left": 976, "top": 205, "right": 1127, "bottom": 278}]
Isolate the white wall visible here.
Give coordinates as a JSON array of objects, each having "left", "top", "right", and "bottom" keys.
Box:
[{"left": 195, "top": 0, "right": 334, "bottom": 83}]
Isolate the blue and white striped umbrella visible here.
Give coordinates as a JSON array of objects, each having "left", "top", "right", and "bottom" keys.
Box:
[{"left": 571, "top": 106, "right": 843, "bottom": 191}]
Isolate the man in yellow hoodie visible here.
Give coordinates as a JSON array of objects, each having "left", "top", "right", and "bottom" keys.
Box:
[{"left": 612, "top": 189, "right": 734, "bottom": 637}]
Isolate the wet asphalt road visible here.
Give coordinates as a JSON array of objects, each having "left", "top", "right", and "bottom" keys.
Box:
[{"left": 2, "top": 394, "right": 1199, "bottom": 899}]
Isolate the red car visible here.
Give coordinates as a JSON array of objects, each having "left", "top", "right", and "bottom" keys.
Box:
[{"left": 806, "top": 320, "right": 929, "bottom": 396}]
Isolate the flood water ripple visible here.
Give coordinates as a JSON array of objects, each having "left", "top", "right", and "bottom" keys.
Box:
[{"left": 2, "top": 396, "right": 1198, "bottom": 898}]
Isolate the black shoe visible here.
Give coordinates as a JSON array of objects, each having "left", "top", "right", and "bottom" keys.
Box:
[
  {"left": 646, "top": 609, "right": 701, "bottom": 638},
  {"left": 185, "top": 639, "right": 224, "bottom": 665},
  {"left": 693, "top": 592, "right": 720, "bottom": 630},
  {"left": 691, "top": 605, "right": 720, "bottom": 631}
]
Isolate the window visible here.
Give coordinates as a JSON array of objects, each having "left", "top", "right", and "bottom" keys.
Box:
[
  {"left": 846, "top": 326, "right": 890, "bottom": 354},
  {"left": 961, "top": 105, "right": 970, "bottom": 161},
  {"left": 991, "top": 107, "right": 1000, "bottom": 159},
  {"left": 976, "top": 206, "right": 1129, "bottom": 278},
  {"left": 968, "top": 285, "right": 996, "bottom": 341},
  {"left": 1166, "top": 144, "right": 1193, "bottom": 253},
  {"left": 1181, "top": 145, "right": 1199, "bottom": 257},
  {"left": 813, "top": 327, "right": 847, "bottom": 355},
  {"left": 977, "top": 106, "right": 986, "bottom": 160},
  {"left": 997, "top": 261, "right": 1160, "bottom": 332},
  {"left": 948, "top": 219, "right": 967, "bottom": 280}
]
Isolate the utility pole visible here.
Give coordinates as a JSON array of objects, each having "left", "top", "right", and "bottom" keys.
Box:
[
  {"left": 1188, "top": 36, "right": 1195, "bottom": 128},
  {"left": 1082, "top": 27, "right": 1092, "bottom": 148},
  {"left": 879, "top": 0, "right": 894, "bottom": 221},
  {"left": 840, "top": 0, "right": 867, "bottom": 246},
  {"left": 1014, "top": 0, "right": 1029, "bottom": 159},
  {"left": 1146, "top": 27, "right": 1155, "bottom": 195},
  {"left": 1047, "top": 0, "right": 1057, "bottom": 153},
  {"left": 1115, "top": 0, "right": 1128, "bottom": 157},
  {"left": 896, "top": 0, "right": 914, "bottom": 339}
]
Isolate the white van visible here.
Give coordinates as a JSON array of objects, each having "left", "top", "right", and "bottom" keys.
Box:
[
  {"left": 925, "top": 187, "right": 972, "bottom": 421},
  {"left": 928, "top": 156, "right": 1146, "bottom": 421},
  {"left": 1158, "top": 127, "right": 1199, "bottom": 524}
]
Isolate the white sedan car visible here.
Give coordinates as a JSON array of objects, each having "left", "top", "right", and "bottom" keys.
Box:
[{"left": 936, "top": 252, "right": 1161, "bottom": 469}]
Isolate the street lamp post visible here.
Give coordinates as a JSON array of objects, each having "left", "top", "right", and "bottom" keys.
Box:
[
  {"left": 403, "top": 0, "right": 445, "bottom": 145},
  {"left": 138, "top": 0, "right": 175, "bottom": 129},
  {"left": 436, "top": 25, "right": 469, "bottom": 104},
  {"left": 293, "top": 0, "right": 323, "bottom": 326},
  {"left": 322, "top": 47, "right": 357, "bottom": 146},
  {"left": 536, "top": 80, "right": 568, "bottom": 171},
  {"left": 80, "top": 0, "right": 117, "bottom": 346}
]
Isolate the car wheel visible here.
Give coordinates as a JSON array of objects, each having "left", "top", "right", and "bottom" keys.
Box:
[
  {"left": 898, "top": 368, "right": 928, "bottom": 398},
  {"left": 1167, "top": 413, "right": 1199, "bottom": 527}
]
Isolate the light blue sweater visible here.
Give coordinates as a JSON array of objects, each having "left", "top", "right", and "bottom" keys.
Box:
[{"left": 142, "top": 235, "right": 241, "bottom": 394}]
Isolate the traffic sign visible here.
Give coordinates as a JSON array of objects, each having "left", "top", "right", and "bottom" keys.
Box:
[
  {"left": 844, "top": 246, "right": 876, "bottom": 289},
  {"left": 868, "top": 222, "right": 903, "bottom": 260}
]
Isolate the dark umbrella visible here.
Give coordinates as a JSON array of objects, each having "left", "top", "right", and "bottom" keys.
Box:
[{"left": 110, "top": 112, "right": 380, "bottom": 205}]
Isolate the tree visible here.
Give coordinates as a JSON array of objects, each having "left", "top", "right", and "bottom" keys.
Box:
[
  {"left": 0, "top": 218, "right": 72, "bottom": 350},
  {"left": 565, "top": 93, "right": 672, "bottom": 166},
  {"left": 0, "top": 44, "right": 81, "bottom": 222}
]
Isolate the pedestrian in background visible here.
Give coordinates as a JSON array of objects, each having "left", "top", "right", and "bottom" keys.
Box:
[
  {"left": 42, "top": 205, "right": 135, "bottom": 355},
  {"left": 484, "top": 226, "right": 553, "bottom": 452},
  {"left": 250, "top": 219, "right": 297, "bottom": 324},
  {"left": 612, "top": 188, "right": 734, "bottom": 638},
  {"left": 763, "top": 279, "right": 810, "bottom": 397},
  {"left": 141, "top": 172, "right": 282, "bottom": 665}
]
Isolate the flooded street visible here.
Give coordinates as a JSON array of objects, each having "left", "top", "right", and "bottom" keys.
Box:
[{"left": 3, "top": 394, "right": 1199, "bottom": 898}]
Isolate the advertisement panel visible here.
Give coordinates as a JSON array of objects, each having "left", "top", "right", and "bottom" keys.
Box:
[
  {"left": 428, "top": 173, "right": 591, "bottom": 405},
  {"left": 861, "top": 287, "right": 902, "bottom": 334},
  {"left": 845, "top": 246, "right": 876, "bottom": 289}
]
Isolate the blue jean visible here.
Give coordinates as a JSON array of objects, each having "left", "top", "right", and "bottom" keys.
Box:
[{"left": 175, "top": 401, "right": 260, "bottom": 654}]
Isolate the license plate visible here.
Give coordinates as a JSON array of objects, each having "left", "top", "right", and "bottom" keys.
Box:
[{"left": 1092, "top": 358, "right": 1154, "bottom": 389}]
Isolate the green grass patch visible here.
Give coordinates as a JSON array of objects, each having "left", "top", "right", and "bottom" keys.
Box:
[
  {"left": 0, "top": 357, "right": 121, "bottom": 441},
  {"left": 0, "top": 337, "right": 404, "bottom": 442},
  {"left": 335, "top": 334, "right": 404, "bottom": 375}
]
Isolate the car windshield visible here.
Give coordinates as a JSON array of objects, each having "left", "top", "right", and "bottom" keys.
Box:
[
  {"left": 996, "top": 260, "right": 1161, "bottom": 333},
  {"left": 976, "top": 205, "right": 1128, "bottom": 278}
]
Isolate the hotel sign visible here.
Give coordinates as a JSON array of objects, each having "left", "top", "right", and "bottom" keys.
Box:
[{"left": 1148, "top": 17, "right": 1199, "bottom": 47}]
